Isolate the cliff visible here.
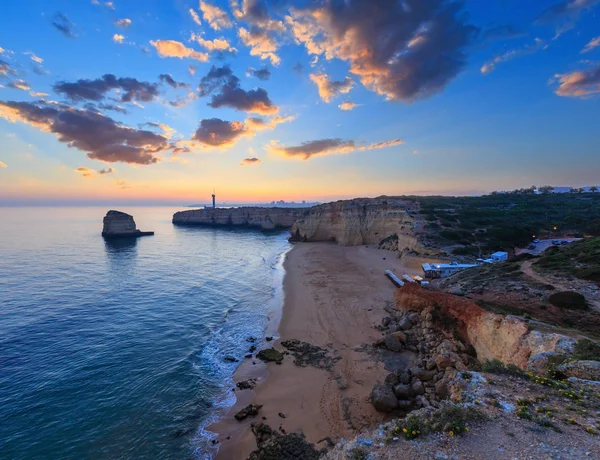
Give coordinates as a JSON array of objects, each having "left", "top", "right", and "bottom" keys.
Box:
[
  {"left": 172, "top": 207, "right": 308, "bottom": 230},
  {"left": 290, "top": 197, "right": 435, "bottom": 256},
  {"left": 102, "top": 210, "right": 154, "bottom": 238}
]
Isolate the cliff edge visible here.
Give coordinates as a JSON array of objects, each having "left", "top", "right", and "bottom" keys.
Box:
[
  {"left": 172, "top": 207, "right": 308, "bottom": 230},
  {"left": 102, "top": 210, "right": 154, "bottom": 238},
  {"left": 290, "top": 197, "right": 437, "bottom": 257}
]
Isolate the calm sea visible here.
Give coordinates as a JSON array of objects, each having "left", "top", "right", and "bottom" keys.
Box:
[{"left": 0, "top": 206, "right": 290, "bottom": 460}]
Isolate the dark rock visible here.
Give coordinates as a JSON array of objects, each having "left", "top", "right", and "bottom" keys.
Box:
[
  {"left": 245, "top": 354, "right": 253, "bottom": 359},
  {"left": 280, "top": 339, "right": 340, "bottom": 369},
  {"left": 397, "top": 400, "right": 413, "bottom": 410},
  {"left": 399, "top": 372, "right": 412, "bottom": 385},
  {"left": 370, "top": 384, "right": 398, "bottom": 412},
  {"left": 382, "top": 317, "right": 391, "bottom": 327},
  {"left": 278, "top": 412, "right": 286, "bottom": 419},
  {"left": 249, "top": 345, "right": 258, "bottom": 353},
  {"left": 383, "top": 332, "right": 406, "bottom": 352},
  {"left": 224, "top": 356, "right": 238, "bottom": 363},
  {"left": 247, "top": 337, "right": 257, "bottom": 342},
  {"left": 392, "top": 383, "right": 414, "bottom": 399},
  {"left": 257, "top": 348, "right": 284, "bottom": 363},
  {"left": 435, "top": 380, "right": 450, "bottom": 399},
  {"left": 248, "top": 423, "right": 322, "bottom": 460},
  {"left": 265, "top": 336, "right": 274, "bottom": 342},
  {"left": 399, "top": 317, "right": 412, "bottom": 330},
  {"left": 412, "top": 369, "right": 435, "bottom": 381},
  {"left": 235, "top": 404, "right": 263, "bottom": 421},
  {"left": 237, "top": 379, "right": 256, "bottom": 390},
  {"left": 384, "top": 373, "right": 400, "bottom": 385},
  {"left": 411, "top": 380, "right": 425, "bottom": 395}
]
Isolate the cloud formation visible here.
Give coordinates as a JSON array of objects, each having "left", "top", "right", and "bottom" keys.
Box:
[
  {"left": 537, "top": 0, "right": 600, "bottom": 36},
  {"left": 199, "top": 1, "right": 232, "bottom": 30},
  {"left": 98, "top": 167, "right": 115, "bottom": 174},
  {"left": 0, "top": 59, "right": 12, "bottom": 76},
  {"left": 247, "top": 66, "right": 271, "bottom": 80},
  {"left": 76, "top": 167, "right": 95, "bottom": 177},
  {"left": 190, "top": 8, "right": 202, "bottom": 25},
  {"left": 198, "top": 65, "right": 278, "bottom": 114},
  {"left": 192, "top": 118, "right": 252, "bottom": 148},
  {"left": 309, "top": 73, "right": 354, "bottom": 102},
  {"left": 113, "top": 34, "right": 125, "bottom": 44},
  {"left": 267, "top": 138, "right": 356, "bottom": 160},
  {"left": 0, "top": 160, "right": 7, "bottom": 168},
  {"left": 554, "top": 64, "right": 600, "bottom": 97},
  {"left": 24, "top": 52, "right": 43, "bottom": 64},
  {"left": 361, "top": 138, "right": 404, "bottom": 150},
  {"left": 52, "top": 12, "right": 76, "bottom": 38},
  {"left": 288, "top": 0, "right": 477, "bottom": 101},
  {"left": 115, "top": 18, "right": 131, "bottom": 28},
  {"left": 191, "top": 34, "right": 237, "bottom": 53},
  {"left": 240, "top": 157, "right": 261, "bottom": 166},
  {"left": 7, "top": 79, "right": 31, "bottom": 91},
  {"left": 481, "top": 38, "right": 546, "bottom": 74},
  {"left": 338, "top": 101, "right": 360, "bottom": 111},
  {"left": 54, "top": 74, "right": 159, "bottom": 103},
  {"left": 30, "top": 91, "right": 49, "bottom": 98},
  {"left": 150, "top": 40, "right": 208, "bottom": 61},
  {"left": 582, "top": 36, "right": 600, "bottom": 54},
  {"left": 244, "top": 114, "right": 295, "bottom": 131},
  {"left": 159, "top": 73, "right": 189, "bottom": 89},
  {"left": 0, "top": 100, "right": 168, "bottom": 164}
]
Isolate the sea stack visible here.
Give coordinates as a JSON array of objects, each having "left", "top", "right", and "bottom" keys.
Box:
[{"left": 101, "top": 210, "right": 154, "bottom": 238}]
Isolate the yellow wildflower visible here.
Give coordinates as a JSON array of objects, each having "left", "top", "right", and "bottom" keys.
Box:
[
  {"left": 403, "top": 428, "right": 407, "bottom": 433},
  {"left": 449, "top": 431, "right": 454, "bottom": 437}
]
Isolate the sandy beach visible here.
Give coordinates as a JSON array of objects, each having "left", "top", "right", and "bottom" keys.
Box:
[{"left": 210, "top": 242, "right": 424, "bottom": 459}]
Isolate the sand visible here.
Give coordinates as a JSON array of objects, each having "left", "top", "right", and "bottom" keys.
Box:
[{"left": 209, "top": 243, "right": 423, "bottom": 459}]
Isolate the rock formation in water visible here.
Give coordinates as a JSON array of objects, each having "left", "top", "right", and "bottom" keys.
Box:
[
  {"left": 101, "top": 210, "right": 154, "bottom": 238},
  {"left": 172, "top": 207, "right": 307, "bottom": 230},
  {"left": 290, "top": 197, "right": 436, "bottom": 256}
]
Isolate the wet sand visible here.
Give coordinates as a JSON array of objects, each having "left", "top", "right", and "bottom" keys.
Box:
[{"left": 209, "top": 243, "right": 424, "bottom": 459}]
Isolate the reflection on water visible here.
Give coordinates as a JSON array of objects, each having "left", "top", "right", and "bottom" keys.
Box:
[{"left": 103, "top": 236, "right": 139, "bottom": 253}]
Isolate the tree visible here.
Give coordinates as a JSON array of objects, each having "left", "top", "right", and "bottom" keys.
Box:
[
  {"left": 591, "top": 186, "right": 598, "bottom": 193},
  {"left": 538, "top": 185, "right": 554, "bottom": 194}
]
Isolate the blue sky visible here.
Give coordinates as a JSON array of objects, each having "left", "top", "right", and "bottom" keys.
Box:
[{"left": 0, "top": 0, "right": 599, "bottom": 204}]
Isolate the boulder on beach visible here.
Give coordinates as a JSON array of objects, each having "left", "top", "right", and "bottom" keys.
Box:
[
  {"left": 370, "top": 384, "right": 398, "bottom": 412},
  {"left": 256, "top": 348, "right": 284, "bottom": 363},
  {"left": 101, "top": 210, "right": 154, "bottom": 238}
]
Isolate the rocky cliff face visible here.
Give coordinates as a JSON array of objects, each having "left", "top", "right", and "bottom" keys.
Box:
[
  {"left": 102, "top": 210, "right": 153, "bottom": 238},
  {"left": 290, "top": 197, "right": 433, "bottom": 255},
  {"left": 172, "top": 207, "right": 308, "bottom": 230},
  {"left": 395, "top": 284, "right": 576, "bottom": 371}
]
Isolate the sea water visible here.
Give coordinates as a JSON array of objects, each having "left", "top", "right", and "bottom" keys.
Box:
[{"left": 0, "top": 206, "right": 290, "bottom": 459}]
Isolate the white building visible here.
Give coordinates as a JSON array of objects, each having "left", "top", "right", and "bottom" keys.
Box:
[
  {"left": 490, "top": 251, "right": 508, "bottom": 262},
  {"left": 422, "top": 262, "right": 478, "bottom": 278}
]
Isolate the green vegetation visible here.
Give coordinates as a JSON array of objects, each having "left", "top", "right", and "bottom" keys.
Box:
[
  {"left": 548, "top": 291, "right": 588, "bottom": 310},
  {"left": 388, "top": 403, "right": 483, "bottom": 442},
  {"left": 482, "top": 359, "right": 527, "bottom": 378},
  {"left": 573, "top": 339, "right": 600, "bottom": 361},
  {"left": 407, "top": 193, "right": 600, "bottom": 251},
  {"left": 534, "top": 237, "right": 600, "bottom": 282}
]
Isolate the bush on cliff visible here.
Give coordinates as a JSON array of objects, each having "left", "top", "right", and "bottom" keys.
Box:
[{"left": 548, "top": 291, "right": 588, "bottom": 310}]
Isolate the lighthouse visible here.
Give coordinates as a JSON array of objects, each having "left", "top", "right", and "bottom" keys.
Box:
[{"left": 212, "top": 190, "right": 216, "bottom": 209}]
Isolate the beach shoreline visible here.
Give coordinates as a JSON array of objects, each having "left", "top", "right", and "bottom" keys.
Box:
[{"left": 209, "top": 242, "right": 424, "bottom": 459}]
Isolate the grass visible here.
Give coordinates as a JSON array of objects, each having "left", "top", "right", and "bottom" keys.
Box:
[
  {"left": 573, "top": 339, "right": 600, "bottom": 361},
  {"left": 482, "top": 359, "right": 527, "bottom": 378},
  {"left": 535, "top": 237, "right": 600, "bottom": 282},
  {"left": 388, "top": 403, "right": 484, "bottom": 442}
]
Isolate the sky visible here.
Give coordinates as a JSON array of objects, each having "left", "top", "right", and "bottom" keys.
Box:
[{"left": 0, "top": 0, "right": 599, "bottom": 205}]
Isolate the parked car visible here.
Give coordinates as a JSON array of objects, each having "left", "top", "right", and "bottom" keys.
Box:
[
  {"left": 552, "top": 240, "right": 561, "bottom": 245},
  {"left": 561, "top": 240, "right": 569, "bottom": 245},
  {"left": 528, "top": 244, "right": 536, "bottom": 250},
  {"left": 533, "top": 239, "right": 540, "bottom": 243}
]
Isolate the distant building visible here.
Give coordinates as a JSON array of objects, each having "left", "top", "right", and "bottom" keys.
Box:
[
  {"left": 490, "top": 251, "right": 508, "bottom": 262},
  {"left": 422, "top": 262, "right": 478, "bottom": 278}
]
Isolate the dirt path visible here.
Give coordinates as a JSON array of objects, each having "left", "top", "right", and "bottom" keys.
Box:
[{"left": 521, "top": 260, "right": 600, "bottom": 311}]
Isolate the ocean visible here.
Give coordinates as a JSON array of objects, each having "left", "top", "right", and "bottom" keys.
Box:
[{"left": 0, "top": 206, "right": 290, "bottom": 460}]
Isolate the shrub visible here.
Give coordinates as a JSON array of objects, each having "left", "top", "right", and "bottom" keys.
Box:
[
  {"left": 548, "top": 291, "right": 588, "bottom": 310},
  {"left": 481, "top": 359, "right": 527, "bottom": 378},
  {"left": 573, "top": 339, "right": 600, "bottom": 361}
]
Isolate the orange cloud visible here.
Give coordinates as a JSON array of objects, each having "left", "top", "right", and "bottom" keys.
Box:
[
  {"left": 189, "top": 8, "right": 202, "bottom": 26},
  {"left": 199, "top": 1, "right": 232, "bottom": 30},
  {"left": 360, "top": 138, "right": 404, "bottom": 150},
  {"left": 150, "top": 40, "right": 208, "bottom": 61},
  {"left": 115, "top": 18, "right": 132, "bottom": 28},
  {"left": 582, "top": 36, "right": 600, "bottom": 54},
  {"left": 240, "top": 157, "right": 262, "bottom": 166},
  {"left": 267, "top": 139, "right": 356, "bottom": 160},
  {"left": 0, "top": 160, "right": 7, "bottom": 168},
  {"left": 338, "top": 101, "right": 360, "bottom": 111},
  {"left": 309, "top": 73, "right": 354, "bottom": 102},
  {"left": 554, "top": 64, "right": 600, "bottom": 97},
  {"left": 113, "top": 34, "right": 125, "bottom": 44},
  {"left": 191, "top": 34, "right": 237, "bottom": 53}
]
